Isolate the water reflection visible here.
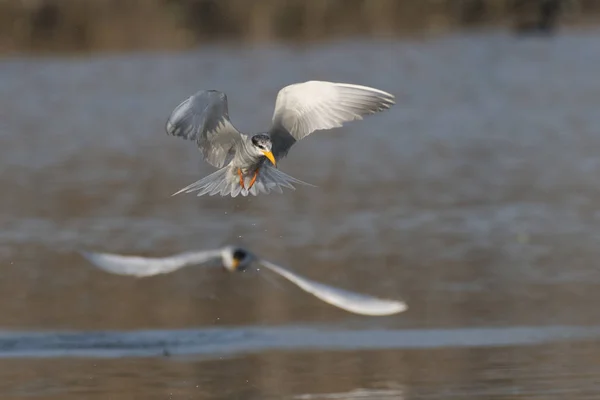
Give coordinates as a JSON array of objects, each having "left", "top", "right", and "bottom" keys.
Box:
[
  {"left": 293, "top": 387, "right": 405, "bottom": 399},
  {"left": 0, "top": 325, "right": 596, "bottom": 359},
  {"left": 1, "top": 343, "right": 600, "bottom": 399}
]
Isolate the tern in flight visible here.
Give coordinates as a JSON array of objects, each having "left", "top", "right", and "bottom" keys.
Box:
[
  {"left": 166, "top": 80, "right": 395, "bottom": 197},
  {"left": 79, "top": 245, "right": 407, "bottom": 316}
]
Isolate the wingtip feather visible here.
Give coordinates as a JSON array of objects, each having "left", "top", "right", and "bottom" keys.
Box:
[{"left": 78, "top": 250, "right": 94, "bottom": 262}]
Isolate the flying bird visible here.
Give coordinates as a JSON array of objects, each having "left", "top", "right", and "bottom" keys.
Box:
[
  {"left": 79, "top": 246, "right": 407, "bottom": 316},
  {"left": 166, "top": 80, "right": 395, "bottom": 197}
]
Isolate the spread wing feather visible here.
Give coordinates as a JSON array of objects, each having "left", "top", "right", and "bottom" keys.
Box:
[
  {"left": 79, "top": 250, "right": 222, "bottom": 277},
  {"left": 258, "top": 259, "right": 407, "bottom": 316},
  {"left": 166, "top": 90, "right": 242, "bottom": 168},
  {"left": 268, "top": 81, "right": 395, "bottom": 158}
]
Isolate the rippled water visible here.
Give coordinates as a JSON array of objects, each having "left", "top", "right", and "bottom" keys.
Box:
[{"left": 2, "top": 29, "right": 600, "bottom": 398}]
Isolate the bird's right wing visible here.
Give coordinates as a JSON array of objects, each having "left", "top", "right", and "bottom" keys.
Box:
[
  {"left": 258, "top": 259, "right": 407, "bottom": 316},
  {"left": 166, "top": 90, "right": 242, "bottom": 168},
  {"left": 79, "top": 249, "right": 222, "bottom": 277}
]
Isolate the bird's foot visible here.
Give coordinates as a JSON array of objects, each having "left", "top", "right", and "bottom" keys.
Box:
[
  {"left": 238, "top": 168, "right": 245, "bottom": 189},
  {"left": 247, "top": 168, "right": 260, "bottom": 189}
]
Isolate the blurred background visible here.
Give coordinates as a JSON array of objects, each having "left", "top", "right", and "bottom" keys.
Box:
[
  {"left": 2, "top": 0, "right": 600, "bottom": 399},
  {"left": 2, "top": 0, "right": 600, "bottom": 53}
]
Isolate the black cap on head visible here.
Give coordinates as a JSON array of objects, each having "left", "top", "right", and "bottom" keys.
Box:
[
  {"left": 251, "top": 134, "right": 271, "bottom": 147},
  {"left": 232, "top": 249, "right": 246, "bottom": 260},
  {"left": 232, "top": 248, "right": 249, "bottom": 271}
]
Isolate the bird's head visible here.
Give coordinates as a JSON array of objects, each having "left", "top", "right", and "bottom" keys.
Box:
[
  {"left": 250, "top": 134, "right": 276, "bottom": 166},
  {"left": 221, "top": 246, "right": 255, "bottom": 272}
]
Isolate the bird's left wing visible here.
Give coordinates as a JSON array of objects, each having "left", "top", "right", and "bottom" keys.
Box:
[
  {"left": 267, "top": 81, "right": 395, "bottom": 159},
  {"left": 79, "top": 249, "right": 222, "bottom": 277},
  {"left": 258, "top": 259, "right": 407, "bottom": 316}
]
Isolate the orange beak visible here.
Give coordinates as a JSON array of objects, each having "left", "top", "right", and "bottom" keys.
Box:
[{"left": 261, "top": 150, "right": 276, "bottom": 166}]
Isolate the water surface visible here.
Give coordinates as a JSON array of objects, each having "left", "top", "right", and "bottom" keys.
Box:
[{"left": 2, "top": 30, "right": 600, "bottom": 398}]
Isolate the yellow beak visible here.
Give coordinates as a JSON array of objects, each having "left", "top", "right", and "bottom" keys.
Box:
[
  {"left": 261, "top": 150, "right": 276, "bottom": 166},
  {"left": 231, "top": 259, "right": 240, "bottom": 270}
]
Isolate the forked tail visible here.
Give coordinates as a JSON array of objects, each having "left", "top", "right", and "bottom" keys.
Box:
[{"left": 172, "top": 165, "right": 315, "bottom": 198}]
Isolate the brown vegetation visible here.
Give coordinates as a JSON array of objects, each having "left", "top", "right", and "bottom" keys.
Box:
[{"left": 1, "top": 0, "right": 599, "bottom": 55}]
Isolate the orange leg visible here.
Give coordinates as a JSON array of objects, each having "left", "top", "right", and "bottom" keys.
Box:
[
  {"left": 238, "top": 168, "right": 245, "bottom": 189},
  {"left": 247, "top": 168, "right": 260, "bottom": 189}
]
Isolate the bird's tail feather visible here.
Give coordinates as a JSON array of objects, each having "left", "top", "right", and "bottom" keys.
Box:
[
  {"left": 172, "top": 165, "right": 315, "bottom": 198},
  {"left": 171, "top": 166, "right": 235, "bottom": 197}
]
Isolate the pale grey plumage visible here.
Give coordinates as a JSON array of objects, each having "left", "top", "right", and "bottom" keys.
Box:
[
  {"left": 166, "top": 90, "right": 241, "bottom": 168},
  {"left": 79, "top": 246, "right": 407, "bottom": 316},
  {"left": 269, "top": 81, "right": 396, "bottom": 158},
  {"left": 166, "top": 81, "right": 395, "bottom": 197},
  {"left": 258, "top": 260, "right": 406, "bottom": 316},
  {"left": 79, "top": 249, "right": 223, "bottom": 277}
]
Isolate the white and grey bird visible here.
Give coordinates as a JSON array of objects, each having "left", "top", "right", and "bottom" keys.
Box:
[
  {"left": 79, "top": 246, "right": 407, "bottom": 316},
  {"left": 166, "top": 80, "right": 395, "bottom": 197}
]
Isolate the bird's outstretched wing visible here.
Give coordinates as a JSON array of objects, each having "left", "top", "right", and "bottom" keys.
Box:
[
  {"left": 268, "top": 81, "right": 395, "bottom": 159},
  {"left": 166, "top": 90, "right": 242, "bottom": 168},
  {"left": 79, "top": 249, "right": 222, "bottom": 277},
  {"left": 258, "top": 259, "right": 407, "bottom": 316}
]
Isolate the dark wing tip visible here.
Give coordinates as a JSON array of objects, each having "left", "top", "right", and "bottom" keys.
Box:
[
  {"left": 165, "top": 119, "right": 177, "bottom": 137},
  {"left": 78, "top": 250, "right": 105, "bottom": 267},
  {"left": 371, "top": 92, "right": 395, "bottom": 113},
  {"left": 376, "top": 90, "right": 396, "bottom": 107},
  {"left": 78, "top": 250, "right": 111, "bottom": 271},
  {"left": 78, "top": 250, "right": 93, "bottom": 260}
]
